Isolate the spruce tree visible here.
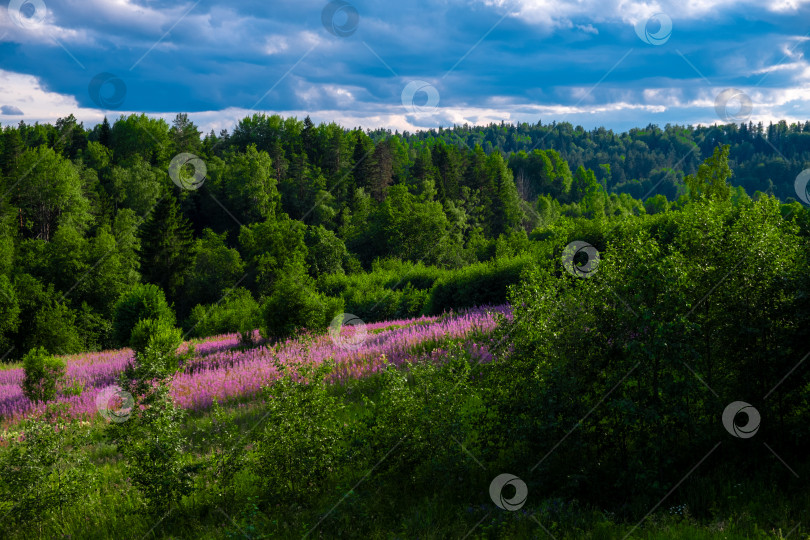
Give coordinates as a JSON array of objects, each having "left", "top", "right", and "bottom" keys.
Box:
[{"left": 137, "top": 193, "right": 194, "bottom": 302}]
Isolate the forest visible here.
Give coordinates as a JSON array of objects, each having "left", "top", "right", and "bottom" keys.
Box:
[
  {"left": 0, "top": 113, "right": 808, "bottom": 538},
  {"left": 1, "top": 113, "right": 808, "bottom": 358}
]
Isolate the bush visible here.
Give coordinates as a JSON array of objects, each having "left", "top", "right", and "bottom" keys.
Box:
[
  {"left": 185, "top": 287, "right": 260, "bottom": 339},
  {"left": 253, "top": 363, "right": 347, "bottom": 502},
  {"left": 129, "top": 318, "right": 183, "bottom": 361},
  {"left": 110, "top": 380, "right": 194, "bottom": 515},
  {"left": 260, "top": 265, "right": 344, "bottom": 341},
  {"left": 426, "top": 255, "right": 533, "bottom": 315},
  {"left": 21, "top": 347, "right": 66, "bottom": 404},
  {"left": 0, "top": 417, "right": 89, "bottom": 532},
  {"left": 112, "top": 283, "right": 175, "bottom": 347}
]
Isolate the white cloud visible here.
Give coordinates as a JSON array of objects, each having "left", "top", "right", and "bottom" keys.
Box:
[
  {"left": 576, "top": 24, "right": 598, "bottom": 35},
  {"left": 0, "top": 69, "right": 102, "bottom": 124},
  {"left": 479, "top": 0, "right": 810, "bottom": 29},
  {"left": 264, "top": 35, "right": 289, "bottom": 56}
]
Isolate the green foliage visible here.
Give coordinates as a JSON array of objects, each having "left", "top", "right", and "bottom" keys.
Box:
[
  {"left": 426, "top": 254, "right": 534, "bottom": 314},
  {"left": 183, "top": 228, "right": 246, "bottom": 310},
  {"left": 185, "top": 287, "right": 260, "bottom": 338},
  {"left": 109, "top": 159, "right": 162, "bottom": 215},
  {"left": 305, "top": 224, "right": 346, "bottom": 276},
  {"left": 129, "top": 318, "right": 182, "bottom": 360},
  {"left": 686, "top": 144, "right": 732, "bottom": 202},
  {"left": 21, "top": 347, "right": 66, "bottom": 404},
  {"left": 0, "top": 274, "right": 20, "bottom": 355},
  {"left": 253, "top": 363, "right": 347, "bottom": 502},
  {"left": 112, "top": 283, "right": 176, "bottom": 347},
  {"left": 239, "top": 213, "right": 307, "bottom": 297},
  {"left": 0, "top": 417, "right": 89, "bottom": 532},
  {"left": 363, "top": 345, "right": 484, "bottom": 481},
  {"left": 137, "top": 194, "right": 194, "bottom": 301},
  {"left": 110, "top": 381, "right": 194, "bottom": 515},
  {"left": 259, "top": 263, "right": 344, "bottom": 340},
  {"left": 13, "top": 145, "right": 90, "bottom": 241},
  {"left": 492, "top": 194, "right": 807, "bottom": 509}
]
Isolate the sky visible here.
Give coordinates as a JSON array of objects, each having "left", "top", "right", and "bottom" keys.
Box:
[{"left": 1, "top": 0, "right": 810, "bottom": 134}]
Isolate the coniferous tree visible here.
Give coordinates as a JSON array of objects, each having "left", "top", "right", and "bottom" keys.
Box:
[{"left": 137, "top": 193, "right": 194, "bottom": 302}]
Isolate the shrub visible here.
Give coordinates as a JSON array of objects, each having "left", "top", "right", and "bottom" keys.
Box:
[
  {"left": 260, "top": 264, "right": 344, "bottom": 341},
  {"left": 185, "top": 287, "right": 260, "bottom": 339},
  {"left": 110, "top": 380, "right": 194, "bottom": 515},
  {"left": 253, "top": 363, "right": 347, "bottom": 502},
  {"left": 0, "top": 417, "right": 89, "bottom": 532},
  {"left": 112, "top": 283, "right": 175, "bottom": 347},
  {"left": 426, "top": 255, "right": 532, "bottom": 315},
  {"left": 129, "top": 318, "right": 183, "bottom": 362},
  {"left": 21, "top": 347, "right": 66, "bottom": 404}
]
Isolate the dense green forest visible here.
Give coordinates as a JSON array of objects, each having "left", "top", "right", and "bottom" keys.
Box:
[
  {"left": 2, "top": 113, "right": 809, "bottom": 360},
  {"left": 2, "top": 112, "right": 810, "bottom": 538}
]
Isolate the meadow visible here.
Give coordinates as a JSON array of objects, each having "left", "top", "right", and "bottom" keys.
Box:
[{"left": 1, "top": 300, "right": 807, "bottom": 539}]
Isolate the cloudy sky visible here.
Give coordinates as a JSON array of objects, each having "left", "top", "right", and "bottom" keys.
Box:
[{"left": 1, "top": 0, "right": 810, "bottom": 134}]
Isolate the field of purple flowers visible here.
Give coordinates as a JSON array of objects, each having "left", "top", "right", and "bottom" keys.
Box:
[{"left": 0, "top": 305, "right": 510, "bottom": 429}]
